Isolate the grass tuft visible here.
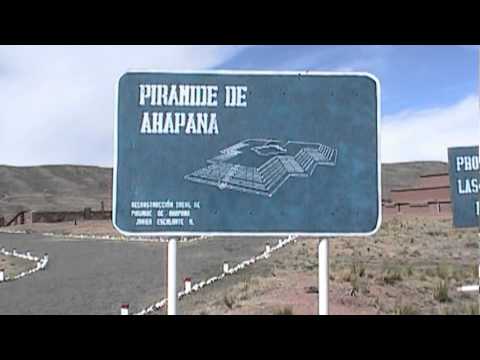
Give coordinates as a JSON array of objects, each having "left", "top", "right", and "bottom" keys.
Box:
[
  {"left": 273, "top": 306, "right": 294, "bottom": 315},
  {"left": 223, "top": 294, "right": 235, "bottom": 309},
  {"left": 383, "top": 268, "right": 403, "bottom": 285},
  {"left": 393, "top": 304, "right": 419, "bottom": 315},
  {"left": 433, "top": 281, "right": 450, "bottom": 303}
]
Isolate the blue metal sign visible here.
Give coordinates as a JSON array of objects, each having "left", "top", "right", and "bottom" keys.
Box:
[
  {"left": 448, "top": 146, "right": 479, "bottom": 228},
  {"left": 113, "top": 71, "right": 381, "bottom": 237}
]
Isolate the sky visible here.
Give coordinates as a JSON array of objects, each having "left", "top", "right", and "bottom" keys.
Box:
[{"left": 0, "top": 45, "right": 478, "bottom": 166}]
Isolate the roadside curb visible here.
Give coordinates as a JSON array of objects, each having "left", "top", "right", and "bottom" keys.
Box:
[
  {"left": 133, "top": 236, "right": 298, "bottom": 315},
  {"left": 0, "top": 247, "right": 49, "bottom": 282},
  {"left": 0, "top": 229, "right": 207, "bottom": 243}
]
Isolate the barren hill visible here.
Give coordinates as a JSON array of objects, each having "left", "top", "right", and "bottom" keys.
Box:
[
  {"left": 0, "top": 161, "right": 448, "bottom": 216},
  {"left": 381, "top": 161, "right": 448, "bottom": 200},
  {"left": 0, "top": 165, "right": 112, "bottom": 216}
]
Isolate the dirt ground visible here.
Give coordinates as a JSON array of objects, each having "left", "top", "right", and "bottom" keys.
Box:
[
  {"left": 0, "top": 254, "right": 37, "bottom": 280},
  {"left": 3, "top": 216, "right": 479, "bottom": 315},
  {"left": 178, "top": 216, "right": 479, "bottom": 315}
]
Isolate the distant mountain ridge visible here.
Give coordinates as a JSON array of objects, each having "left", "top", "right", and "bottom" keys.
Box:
[
  {"left": 0, "top": 165, "right": 112, "bottom": 216},
  {"left": 381, "top": 161, "right": 448, "bottom": 200},
  {"left": 0, "top": 162, "right": 448, "bottom": 216}
]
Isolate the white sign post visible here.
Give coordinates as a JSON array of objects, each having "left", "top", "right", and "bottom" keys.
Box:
[
  {"left": 167, "top": 239, "right": 177, "bottom": 315},
  {"left": 318, "top": 239, "right": 329, "bottom": 315},
  {"left": 120, "top": 304, "right": 129, "bottom": 315},
  {"left": 457, "top": 285, "right": 479, "bottom": 292},
  {"left": 456, "top": 264, "right": 480, "bottom": 294}
]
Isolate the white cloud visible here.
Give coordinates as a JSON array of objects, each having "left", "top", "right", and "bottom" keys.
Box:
[
  {"left": 382, "top": 95, "right": 479, "bottom": 163},
  {"left": 458, "top": 45, "right": 480, "bottom": 51},
  {"left": 0, "top": 45, "right": 246, "bottom": 166},
  {"left": 1, "top": 45, "right": 476, "bottom": 166},
  {"left": 278, "top": 45, "right": 393, "bottom": 73}
]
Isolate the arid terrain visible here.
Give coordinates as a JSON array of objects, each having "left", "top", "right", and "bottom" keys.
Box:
[
  {"left": 0, "top": 165, "right": 112, "bottom": 217},
  {"left": 381, "top": 161, "right": 448, "bottom": 200},
  {"left": 1, "top": 162, "right": 478, "bottom": 315},
  {"left": 1, "top": 217, "right": 478, "bottom": 315},
  {"left": 176, "top": 216, "right": 478, "bottom": 315},
  {"left": 0, "top": 162, "right": 448, "bottom": 217}
]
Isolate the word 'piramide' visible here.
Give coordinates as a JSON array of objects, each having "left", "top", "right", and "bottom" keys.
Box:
[{"left": 139, "top": 84, "right": 248, "bottom": 108}]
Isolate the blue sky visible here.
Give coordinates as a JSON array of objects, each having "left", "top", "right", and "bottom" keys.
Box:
[
  {"left": 218, "top": 45, "right": 478, "bottom": 115},
  {"left": 0, "top": 45, "right": 478, "bottom": 166}
]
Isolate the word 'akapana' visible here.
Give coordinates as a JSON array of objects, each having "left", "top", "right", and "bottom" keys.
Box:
[{"left": 140, "top": 112, "right": 218, "bottom": 135}]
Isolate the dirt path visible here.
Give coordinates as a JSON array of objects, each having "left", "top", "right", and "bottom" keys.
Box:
[{"left": 0, "top": 233, "right": 278, "bottom": 314}]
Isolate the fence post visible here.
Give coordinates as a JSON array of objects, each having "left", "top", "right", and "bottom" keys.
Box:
[
  {"left": 121, "top": 304, "right": 129, "bottom": 315},
  {"left": 184, "top": 277, "right": 192, "bottom": 294}
]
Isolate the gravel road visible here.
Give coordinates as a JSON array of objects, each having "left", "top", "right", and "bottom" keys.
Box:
[{"left": 0, "top": 233, "right": 279, "bottom": 314}]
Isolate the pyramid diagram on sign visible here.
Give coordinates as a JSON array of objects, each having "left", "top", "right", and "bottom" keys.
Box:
[{"left": 184, "top": 139, "right": 338, "bottom": 197}]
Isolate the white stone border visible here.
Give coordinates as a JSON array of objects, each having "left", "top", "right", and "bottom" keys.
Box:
[
  {"left": 0, "top": 247, "right": 49, "bottom": 282},
  {"left": 132, "top": 236, "right": 298, "bottom": 315},
  {"left": 0, "top": 229, "right": 29, "bottom": 235},
  {"left": 457, "top": 265, "right": 480, "bottom": 294},
  {"left": 0, "top": 228, "right": 207, "bottom": 243},
  {"left": 37, "top": 233, "right": 208, "bottom": 243}
]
